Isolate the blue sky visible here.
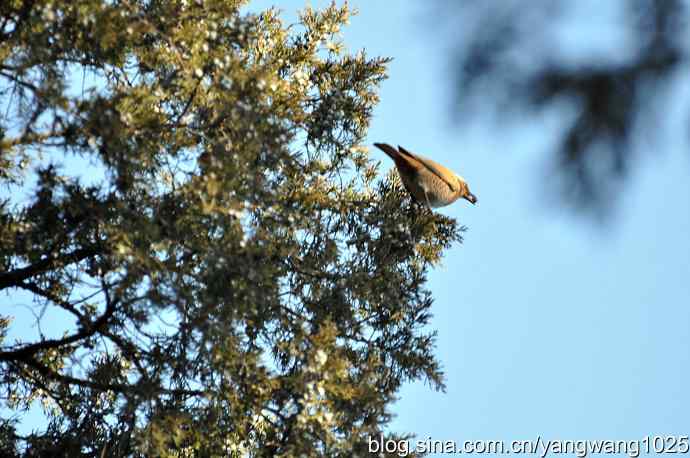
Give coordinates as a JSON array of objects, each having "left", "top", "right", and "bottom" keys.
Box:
[
  {"left": 5, "top": 0, "right": 690, "bottom": 453},
  {"left": 250, "top": 0, "right": 690, "bottom": 452}
]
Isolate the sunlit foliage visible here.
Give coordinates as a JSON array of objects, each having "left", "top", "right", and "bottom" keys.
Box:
[{"left": 0, "top": 1, "right": 463, "bottom": 455}]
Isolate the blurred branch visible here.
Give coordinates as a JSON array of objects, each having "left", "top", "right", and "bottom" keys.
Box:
[{"left": 437, "top": 0, "right": 687, "bottom": 217}]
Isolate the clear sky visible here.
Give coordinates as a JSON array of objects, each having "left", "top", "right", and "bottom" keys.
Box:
[
  {"left": 251, "top": 0, "right": 690, "bottom": 454},
  {"left": 5, "top": 1, "right": 690, "bottom": 454}
]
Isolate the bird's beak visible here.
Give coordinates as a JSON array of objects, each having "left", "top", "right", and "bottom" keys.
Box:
[{"left": 464, "top": 192, "right": 478, "bottom": 205}]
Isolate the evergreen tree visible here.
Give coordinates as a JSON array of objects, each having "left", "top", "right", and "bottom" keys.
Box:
[{"left": 0, "top": 1, "right": 462, "bottom": 455}]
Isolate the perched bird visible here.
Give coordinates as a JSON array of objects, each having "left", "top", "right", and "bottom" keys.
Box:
[{"left": 374, "top": 143, "right": 477, "bottom": 208}]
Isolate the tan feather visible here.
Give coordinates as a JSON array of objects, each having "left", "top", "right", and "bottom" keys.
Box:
[
  {"left": 397, "top": 145, "right": 459, "bottom": 192},
  {"left": 374, "top": 142, "right": 477, "bottom": 208}
]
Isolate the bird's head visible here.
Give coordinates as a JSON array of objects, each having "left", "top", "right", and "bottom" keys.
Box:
[{"left": 454, "top": 175, "right": 478, "bottom": 205}]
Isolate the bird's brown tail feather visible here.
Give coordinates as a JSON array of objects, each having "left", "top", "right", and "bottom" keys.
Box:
[{"left": 373, "top": 143, "right": 399, "bottom": 159}]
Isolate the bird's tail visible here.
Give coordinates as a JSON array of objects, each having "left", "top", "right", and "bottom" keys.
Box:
[
  {"left": 373, "top": 143, "right": 400, "bottom": 160},
  {"left": 374, "top": 142, "right": 423, "bottom": 177}
]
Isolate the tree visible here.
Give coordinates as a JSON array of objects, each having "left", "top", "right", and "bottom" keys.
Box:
[
  {"left": 0, "top": 0, "right": 462, "bottom": 456},
  {"left": 434, "top": 0, "right": 687, "bottom": 218}
]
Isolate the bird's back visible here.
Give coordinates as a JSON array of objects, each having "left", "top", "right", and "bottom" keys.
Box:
[{"left": 374, "top": 143, "right": 462, "bottom": 207}]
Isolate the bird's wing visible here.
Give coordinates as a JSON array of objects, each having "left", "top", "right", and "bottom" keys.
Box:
[{"left": 397, "top": 145, "right": 459, "bottom": 191}]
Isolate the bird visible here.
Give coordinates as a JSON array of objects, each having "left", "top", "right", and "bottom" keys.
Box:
[{"left": 374, "top": 143, "right": 477, "bottom": 208}]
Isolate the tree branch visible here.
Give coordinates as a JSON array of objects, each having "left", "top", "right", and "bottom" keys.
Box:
[
  {"left": 0, "top": 246, "right": 100, "bottom": 291},
  {"left": 17, "top": 281, "right": 84, "bottom": 321},
  {"left": 0, "top": 69, "right": 40, "bottom": 92},
  {"left": 0, "top": 288, "right": 116, "bottom": 361},
  {"left": 21, "top": 357, "right": 203, "bottom": 397}
]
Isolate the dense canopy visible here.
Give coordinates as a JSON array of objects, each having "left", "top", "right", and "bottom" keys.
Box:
[{"left": 0, "top": 1, "right": 462, "bottom": 456}]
